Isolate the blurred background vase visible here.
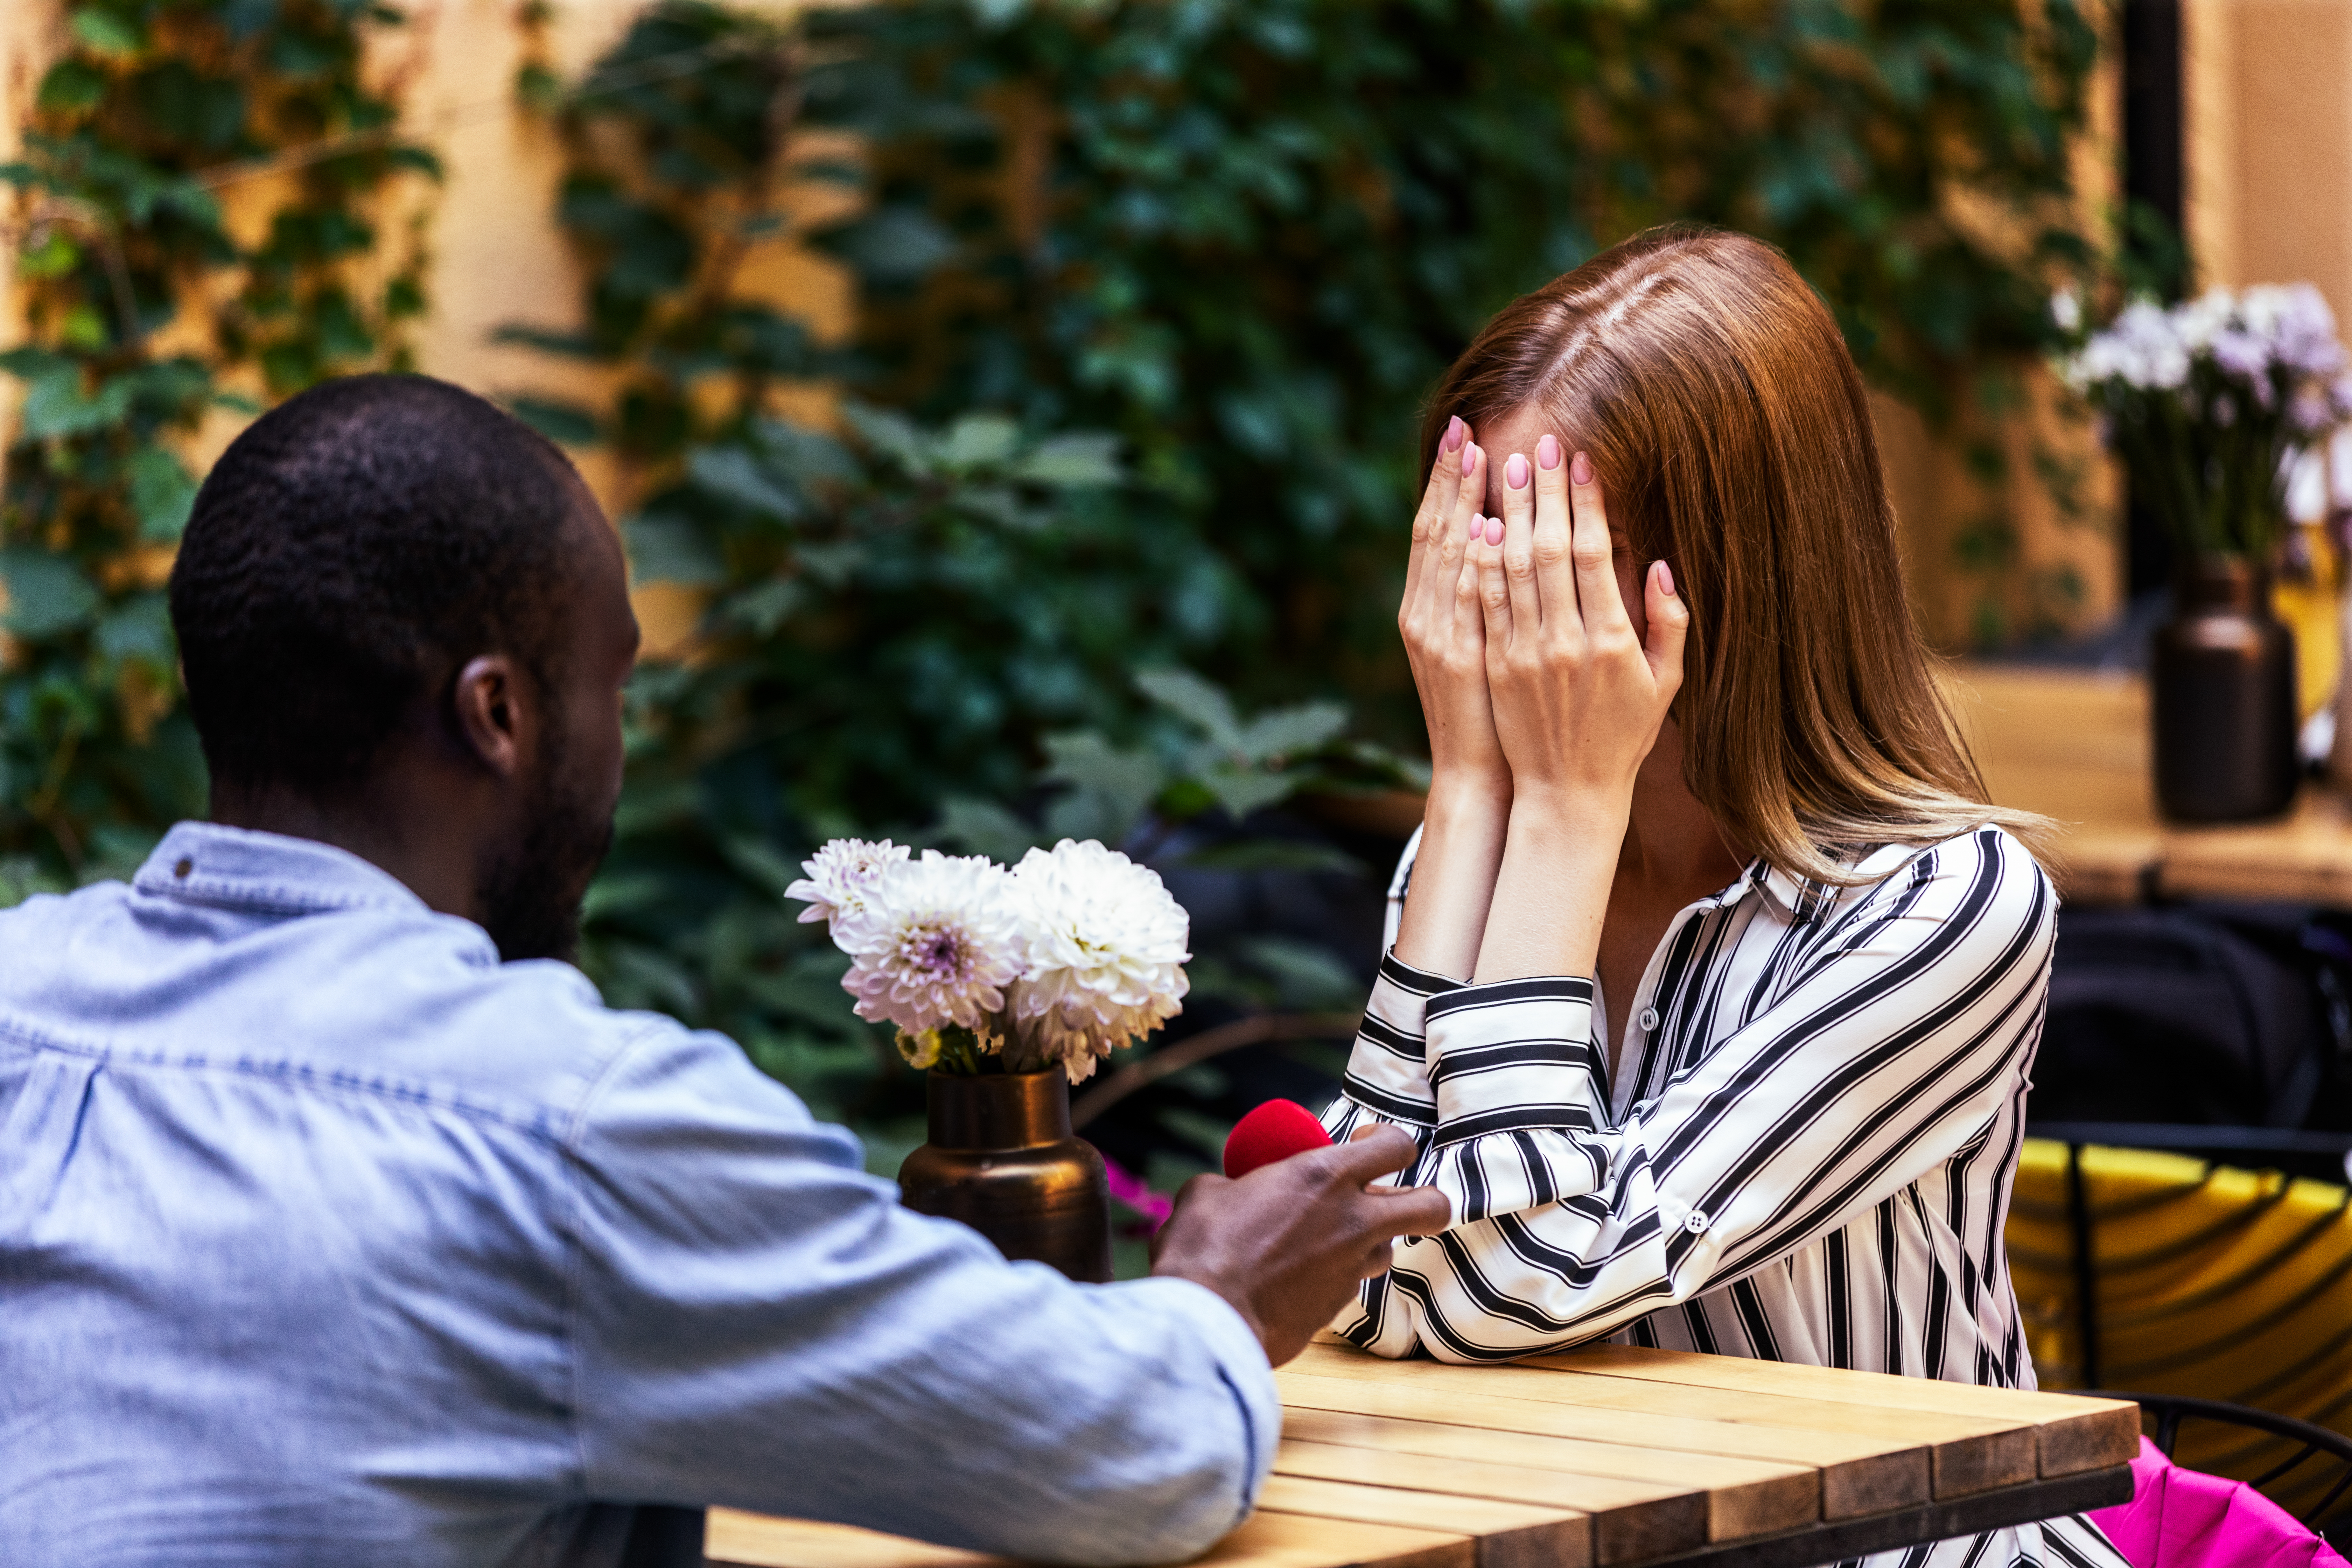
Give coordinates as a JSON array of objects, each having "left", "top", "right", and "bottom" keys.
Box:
[
  {"left": 2153, "top": 555, "right": 2298, "bottom": 823},
  {"left": 898, "top": 1069, "right": 1114, "bottom": 1283}
]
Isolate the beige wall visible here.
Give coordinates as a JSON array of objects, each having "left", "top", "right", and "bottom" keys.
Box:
[{"left": 2186, "top": 0, "right": 2352, "bottom": 320}]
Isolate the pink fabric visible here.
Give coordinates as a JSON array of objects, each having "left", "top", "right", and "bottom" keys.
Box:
[
  {"left": 1100, "top": 1155, "right": 1172, "bottom": 1233},
  {"left": 2090, "top": 1437, "right": 2351, "bottom": 1568}
]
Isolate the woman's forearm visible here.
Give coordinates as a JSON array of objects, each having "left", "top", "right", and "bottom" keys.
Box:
[
  {"left": 1390, "top": 780, "right": 1511, "bottom": 982},
  {"left": 1473, "top": 788, "right": 1625, "bottom": 982}
]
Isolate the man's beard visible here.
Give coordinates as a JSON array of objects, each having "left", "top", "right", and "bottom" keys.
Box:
[{"left": 475, "top": 723, "right": 615, "bottom": 965}]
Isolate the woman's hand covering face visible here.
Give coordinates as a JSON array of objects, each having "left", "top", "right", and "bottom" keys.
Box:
[
  {"left": 1398, "top": 418, "right": 1510, "bottom": 798},
  {"left": 1475, "top": 436, "right": 1688, "bottom": 809}
]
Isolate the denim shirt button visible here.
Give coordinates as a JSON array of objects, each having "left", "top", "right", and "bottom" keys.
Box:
[{"left": 173, "top": 859, "right": 192, "bottom": 879}]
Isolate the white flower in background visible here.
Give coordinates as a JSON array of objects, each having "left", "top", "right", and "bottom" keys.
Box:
[
  {"left": 2049, "top": 288, "right": 2082, "bottom": 335},
  {"left": 838, "top": 850, "right": 1026, "bottom": 1034},
  {"left": 2242, "top": 283, "right": 2346, "bottom": 378},
  {"left": 785, "top": 839, "right": 910, "bottom": 931},
  {"left": 1008, "top": 839, "right": 1190, "bottom": 1083},
  {"left": 2062, "top": 298, "right": 2190, "bottom": 392},
  {"left": 2174, "top": 287, "right": 2233, "bottom": 355}
]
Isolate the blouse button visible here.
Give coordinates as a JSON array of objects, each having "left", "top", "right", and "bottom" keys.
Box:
[
  {"left": 1684, "top": 1210, "right": 1709, "bottom": 1234},
  {"left": 1638, "top": 1007, "right": 1660, "bottom": 1033},
  {"left": 173, "top": 858, "right": 192, "bottom": 879}
]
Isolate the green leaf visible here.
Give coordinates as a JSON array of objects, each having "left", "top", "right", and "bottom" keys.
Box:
[
  {"left": 1238, "top": 701, "right": 1348, "bottom": 762},
  {"left": 36, "top": 61, "right": 107, "bottom": 114},
  {"left": 508, "top": 396, "right": 599, "bottom": 445},
  {"left": 1135, "top": 667, "right": 1245, "bottom": 752},
  {"left": 934, "top": 796, "right": 1041, "bottom": 862},
  {"left": 1040, "top": 731, "right": 1167, "bottom": 848},
  {"left": 1234, "top": 934, "right": 1363, "bottom": 1008},
  {"left": 94, "top": 593, "right": 174, "bottom": 668},
  {"left": 1193, "top": 765, "right": 1296, "bottom": 821},
  {"left": 125, "top": 449, "right": 197, "bottom": 541},
  {"left": 69, "top": 8, "right": 145, "bottom": 55},
  {"left": 718, "top": 835, "right": 807, "bottom": 899},
  {"left": 937, "top": 412, "right": 1020, "bottom": 469},
  {"left": 18, "top": 368, "right": 131, "bottom": 439},
  {"left": 685, "top": 445, "right": 805, "bottom": 522},
  {"left": 818, "top": 205, "right": 954, "bottom": 282},
  {"left": 1012, "top": 433, "right": 1122, "bottom": 488},
  {"left": 839, "top": 402, "right": 928, "bottom": 474},
  {"left": 625, "top": 515, "right": 727, "bottom": 588},
  {"left": 0, "top": 548, "right": 101, "bottom": 639}
]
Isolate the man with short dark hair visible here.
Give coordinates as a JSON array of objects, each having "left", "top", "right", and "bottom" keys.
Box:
[{"left": 0, "top": 374, "right": 1447, "bottom": 1567}]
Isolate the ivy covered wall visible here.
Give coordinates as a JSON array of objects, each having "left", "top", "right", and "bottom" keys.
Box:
[{"left": 0, "top": 0, "right": 2118, "bottom": 1135}]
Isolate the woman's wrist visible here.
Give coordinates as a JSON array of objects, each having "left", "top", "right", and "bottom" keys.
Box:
[
  {"left": 1467, "top": 790, "right": 1627, "bottom": 983},
  {"left": 1505, "top": 776, "right": 1635, "bottom": 832},
  {"left": 1425, "top": 769, "right": 1512, "bottom": 820}
]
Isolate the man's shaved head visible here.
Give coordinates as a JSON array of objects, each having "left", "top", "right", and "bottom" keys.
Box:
[{"left": 171, "top": 374, "right": 581, "bottom": 801}]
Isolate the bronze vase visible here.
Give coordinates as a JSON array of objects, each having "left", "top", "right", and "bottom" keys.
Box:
[
  {"left": 898, "top": 1068, "right": 1114, "bottom": 1283},
  {"left": 2151, "top": 554, "right": 2298, "bottom": 823}
]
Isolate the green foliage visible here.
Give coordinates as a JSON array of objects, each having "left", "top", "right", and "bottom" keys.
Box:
[
  {"left": 527, "top": 4, "right": 1435, "bottom": 1124},
  {"left": 525, "top": 0, "right": 2109, "bottom": 1122},
  {"left": 804, "top": 0, "right": 2104, "bottom": 702},
  {"left": 0, "top": 0, "right": 433, "bottom": 891},
  {"left": 585, "top": 394, "right": 1416, "bottom": 1121},
  {"left": 497, "top": 0, "right": 812, "bottom": 458}
]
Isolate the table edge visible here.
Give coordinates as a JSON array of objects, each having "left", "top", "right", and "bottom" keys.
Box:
[{"left": 1607, "top": 1464, "right": 2133, "bottom": 1568}]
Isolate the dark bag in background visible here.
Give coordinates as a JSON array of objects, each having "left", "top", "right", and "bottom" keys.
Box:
[{"left": 2033, "top": 903, "right": 2352, "bottom": 1177}]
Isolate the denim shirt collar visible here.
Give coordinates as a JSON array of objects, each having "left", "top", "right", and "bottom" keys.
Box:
[{"left": 133, "top": 820, "right": 439, "bottom": 922}]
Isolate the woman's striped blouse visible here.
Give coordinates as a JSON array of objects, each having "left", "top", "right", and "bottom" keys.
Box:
[{"left": 1320, "top": 825, "right": 2127, "bottom": 1568}]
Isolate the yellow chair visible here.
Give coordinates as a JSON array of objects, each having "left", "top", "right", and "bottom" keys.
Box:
[{"left": 2008, "top": 1138, "right": 2352, "bottom": 1515}]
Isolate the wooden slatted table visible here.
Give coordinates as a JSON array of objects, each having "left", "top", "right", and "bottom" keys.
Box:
[{"left": 703, "top": 1339, "right": 2141, "bottom": 1568}]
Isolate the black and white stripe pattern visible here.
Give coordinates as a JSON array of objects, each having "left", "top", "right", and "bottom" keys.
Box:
[{"left": 1321, "top": 826, "right": 2128, "bottom": 1568}]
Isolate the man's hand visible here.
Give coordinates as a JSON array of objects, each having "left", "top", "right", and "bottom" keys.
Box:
[{"left": 1147, "top": 1124, "right": 1451, "bottom": 1366}]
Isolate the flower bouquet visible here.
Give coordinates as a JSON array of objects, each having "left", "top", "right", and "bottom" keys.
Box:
[
  {"left": 2057, "top": 283, "right": 2352, "bottom": 559},
  {"left": 787, "top": 836, "right": 1191, "bottom": 1085},
  {"left": 2057, "top": 283, "right": 2352, "bottom": 821}
]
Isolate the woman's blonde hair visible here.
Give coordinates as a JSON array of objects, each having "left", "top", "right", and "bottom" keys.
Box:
[{"left": 1421, "top": 224, "right": 2053, "bottom": 884}]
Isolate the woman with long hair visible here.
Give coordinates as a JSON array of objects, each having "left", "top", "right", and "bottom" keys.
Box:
[{"left": 1323, "top": 225, "right": 2120, "bottom": 1568}]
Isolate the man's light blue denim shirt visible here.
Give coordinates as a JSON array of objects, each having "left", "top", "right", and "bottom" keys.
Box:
[{"left": 0, "top": 822, "right": 1278, "bottom": 1567}]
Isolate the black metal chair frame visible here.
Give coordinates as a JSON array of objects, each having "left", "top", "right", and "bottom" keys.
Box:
[{"left": 2104, "top": 1391, "right": 2352, "bottom": 1531}]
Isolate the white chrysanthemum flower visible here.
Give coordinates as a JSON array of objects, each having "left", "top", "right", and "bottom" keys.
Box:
[
  {"left": 785, "top": 838, "right": 911, "bottom": 930},
  {"left": 1008, "top": 839, "right": 1190, "bottom": 1083},
  {"left": 839, "top": 850, "right": 1026, "bottom": 1034}
]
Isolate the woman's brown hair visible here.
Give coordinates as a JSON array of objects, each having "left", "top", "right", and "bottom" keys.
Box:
[{"left": 1421, "top": 223, "right": 2051, "bottom": 884}]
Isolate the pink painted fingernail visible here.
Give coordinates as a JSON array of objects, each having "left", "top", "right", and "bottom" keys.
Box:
[
  {"left": 1570, "top": 450, "right": 1594, "bottom": 486},
  {"left": 1467, "top": 511, "right": 1482, "bottom": 539},
  {"left": 1657, "top": 560, "right": 1676, "bottom": 596},
  {"left": 1505, "top": 453, "right": 1530, "bottom": 490},
  {"left": 1538, "top": 434, "right": 1562, "bottom": 470},
  {"left": 1443, "top": 415, "right": 1466, "bottom": 453},
  {"left": 1485, "top": 516, "right": 1505, "bottom": 546}
]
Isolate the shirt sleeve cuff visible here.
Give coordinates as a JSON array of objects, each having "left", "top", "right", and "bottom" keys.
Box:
[
  {"left": 1409, "top": 976, "right": 1612, "bottom": 1223},
  {"left": 1335, "top": 948, "right": 1462, "bottom": 1128},
  {"left": 1425, "top": 976, "right": 1605, "bottom": 1136},
  {"left": 1113, "top": 1276, "right": 1281, "bottom": 1515}
]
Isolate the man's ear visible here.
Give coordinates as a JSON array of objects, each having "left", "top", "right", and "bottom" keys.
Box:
[{"left": 450, "top": 654, "right": 526, "bottom": 779}]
